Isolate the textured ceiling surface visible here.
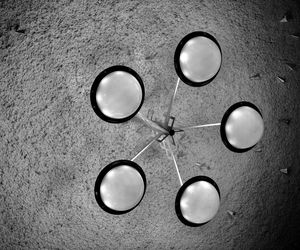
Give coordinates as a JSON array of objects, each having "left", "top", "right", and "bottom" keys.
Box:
[{"left": 1, "top": 0, "right": 300, "bottom": 249}]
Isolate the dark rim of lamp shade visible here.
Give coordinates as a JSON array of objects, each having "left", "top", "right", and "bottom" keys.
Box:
[
  {"left": 220, "top": 101, "right": 263, "bottom": 153},
  {"left": 90, "top": 65, "right": 145, "bottom": 123},
  {"left": 174, "top": 31, "right": 222, "bottom": 87},
  {"left": 94, "top": 160, "right": 147, "bottom": 215},
  {"left": 175, "top": 176, "right": 221, "bottom": 227}
]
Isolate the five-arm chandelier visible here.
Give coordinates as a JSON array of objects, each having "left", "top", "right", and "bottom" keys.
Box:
[{"left": 90, "top": 31, "right": 264, "bottom": 227}]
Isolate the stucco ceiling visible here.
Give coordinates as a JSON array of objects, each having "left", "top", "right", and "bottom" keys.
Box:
[{"left": 1, "top": 0, "right": 300, "bottom": 249}]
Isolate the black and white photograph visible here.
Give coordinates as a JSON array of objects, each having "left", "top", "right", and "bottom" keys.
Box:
[{"left": 0, "top": 0, "right": 299, "bottom": 249}]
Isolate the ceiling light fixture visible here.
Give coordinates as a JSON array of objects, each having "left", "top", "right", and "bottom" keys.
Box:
[{"left": 90, "top": 31, "right": 264, "bottom": 227}]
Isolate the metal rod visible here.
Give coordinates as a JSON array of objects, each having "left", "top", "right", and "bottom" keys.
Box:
[
  {"left": 166, "top": 139, "right": 183, "bottom": 186},
  {"left": 178, "top": 122, "right": 221, "bottom": 130},
  {"left": 164, "top": 78, "right": 180, "bottom": 126},
  {"left": 131, "top": 133, "right": 162, "bottom": 161},
  {"left": 136, "top": 112, "right": 168, "bottom": 134}
]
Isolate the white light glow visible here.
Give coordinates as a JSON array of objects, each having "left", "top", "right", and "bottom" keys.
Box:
[
  {"left": 102, "top": 198, "right": 112, "bottom": 208},
  {"left": 225, "top": 124, "right": 233, "bottom": 134},
  {"left": 100, "top": 108, "right": 112, "bottom": 117},
  {"left": 100, "top": 76, "right": 109, "bottom": 86},
  {"left": 121, "top": 165, "right": 131, "bottom": 171},
  {"left": 180, "top": 198, "right": 189, "bottom": 209},
  {"left": 231, "top": 110, "right": 242, "bottom": 120},
  {"left": 198, "top": 181, "right": 210, "bottom": 190},
  {"left": 182, "top": 69, "right": 191, "bottom": 78},
  {"left": 100, "top": 184, "right": 108, "bottom": 195},
  {"left": 96, "top": 93, "right": 103, "bottom": 103},
  {"left": 186, "top": 185, "right": 195, "bottom": 194},
  {"left": 114, "top": 71, "right": 125, "bottom": 76},
  {"left": 228, "top": 138, "right": 237, "bottom": 146},
  {"left": 185, "top": 39, "right": 195, "bottom": 47},
  {"left": 105, "top": 170, "right": 116, "bottom": 179},
  {"left": 180, "top": 52, "right": 189, "bottom": 64}
]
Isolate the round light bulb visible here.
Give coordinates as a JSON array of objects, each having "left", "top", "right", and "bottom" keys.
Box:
[
  {"left": 179, "top": 36, "right": 221, "bottom": 83},
  {"left": 99, "top": 165, "right": 145, "bottom": 211},
  {"left": 225, "top": 106, "right": 264, "bottom": 149},
  {"left": 179, "top": 180, "right": 220, "bottom": 224},
  {"left": 96, "top": 71, "right": 143, "bottom": 119}
]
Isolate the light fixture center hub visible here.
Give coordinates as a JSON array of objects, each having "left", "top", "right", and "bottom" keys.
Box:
[{"left": 169, "top": 129, "right": 175, "bottom": 136}]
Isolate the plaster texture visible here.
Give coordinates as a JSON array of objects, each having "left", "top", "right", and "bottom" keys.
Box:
[{"left": 0, "top": 0, "right": 300, "bottom": 249}]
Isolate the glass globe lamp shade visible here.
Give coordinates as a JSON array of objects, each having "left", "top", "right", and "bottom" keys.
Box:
[
  {"left": 220, "top": 102, "right": 264, "bottom": 152},
  {"left": 90, "top": 65, "right": 145, "bottom": 123},
  {"left": 175, "top": 176, "right": 221, "bottom": 227},
  {"left": 94, "top": 160, "right": 146, "bottom": 214},
  {"left": 174, "top": 31, "right": 222, "bottom": 87}
]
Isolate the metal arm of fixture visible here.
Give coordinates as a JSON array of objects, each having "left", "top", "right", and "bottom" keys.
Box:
[
  {"left": 164, "top": 78, "right": 181, "bottom": 127},
  {"left": 166, "top": 138, "right": 183, "bottom": 186},
  {"left": 136, "top": 112, "right": 169, "bottom": 134},
  {"left": 175, "top": 122, "right": 221, "bottom": 131},
  {"left": 131, "top": 133, "right": 163, "bottom": 161}
]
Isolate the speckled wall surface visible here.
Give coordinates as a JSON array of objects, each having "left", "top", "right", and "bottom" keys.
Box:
[{"left": 0, "top": 0, "right": 300, "bottom": 249}]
